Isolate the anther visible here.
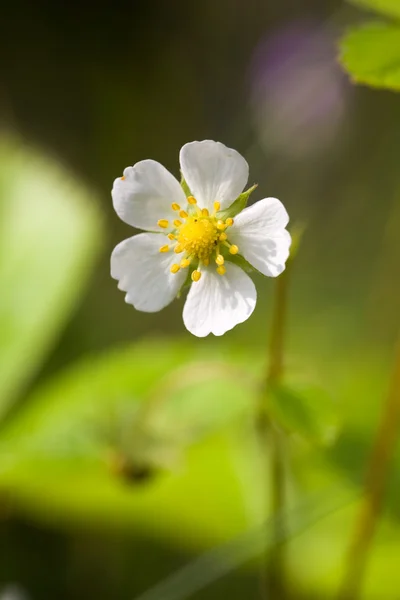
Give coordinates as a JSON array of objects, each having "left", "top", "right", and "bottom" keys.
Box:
[
  {"left": 202, "top": 258, "right": 210, "bottom": 266},
  {"left": 167, "top": 233, "right": 176, "bottom": 240},
  {"left": 173, "top": 219, "right": 182, "bottom": 228},
  {"left": 219, "top": 232, "right": 228, "bottom": 241},
  {"left": 217, "top": 265, "right": 226, "bottom": 275},
  {"left": 121, "top": 176, "right": 125, "bottom": 181},
  {"left": 225, "top": 218, "right": 234, "bottom": 227},
  {"left": 213, "top": 201, "right": 220, "bottom": 212},
  {"left": 170, "top": 264, "right": 180, "bottom": 274},
  {"left": 229, "top": 245, "right": 239, "bottom": 255},
  {"left": 201, "top": 208, "right": 209, "bottom": 217},
  {"left": 174, "top": 244, "right": 184, "bottom": 254},
  {"left": 171, "top": 203, "right": 180, "bottom": 211},
  {"left": 159, "top": 245, "right": 170, "bottom": 253},
  {"left": 191, "top": 270, "right": 201, "bottom": 282},
  {"left": 179, "top": 210, "right": 188, "bottom": 219},
  {"left": 180, "top": 258, "right": 191, "bottom": 268},
  {"left": 216, "top": 220, "right": 226, "bottom": 231},
  {"left": 157, "top": 219, "right": 169, "bottom": 229},
  {"left": 216, "top": 254, "right": 224, "bottom": 266},
  {"left": 187, "top": 196, "right": 197, "bottom": 205}
]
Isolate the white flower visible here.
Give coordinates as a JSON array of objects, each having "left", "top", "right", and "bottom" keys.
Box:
[{"left": 111, "top": 140, "right": 291, "bottom": 337}]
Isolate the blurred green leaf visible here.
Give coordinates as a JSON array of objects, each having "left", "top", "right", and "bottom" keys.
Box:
[
  {"left": 133, "top": 484, "right": 356, "bottom": 600},
  {"left": 0, "top": 340, "right": 262, "bottom": 543},
  {"left": 340, "top": 23, "right": 400, "bottom": 91},
  {"left": 350, "top": 0, "right": 400, "bottom": 19},
  {"left": 0, "top": 136, "right": 103, "bottom": 415},
  {"left": 268, "top": 383, "right": 338, "bottom": 445}
]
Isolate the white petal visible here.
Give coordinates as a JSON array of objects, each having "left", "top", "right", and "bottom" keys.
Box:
[
  {"left": 229, "top": 198, "right": 291, "bottom": 277},
  {"left": 111, "top": 233, "right": 186, "bottom": 312},
  {"left": 183, "top": 263, "right": 256, "bottom": 337},
  {"left": 112, "top": 160, "right": 187, "bottom": 232},
  {"left": 179, "top": 140, "right": 249, "bottom": 212}
]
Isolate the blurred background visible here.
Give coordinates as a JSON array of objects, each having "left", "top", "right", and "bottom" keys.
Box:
[{"left": 1, "top": 0, "right": 400, "bottom": 598}]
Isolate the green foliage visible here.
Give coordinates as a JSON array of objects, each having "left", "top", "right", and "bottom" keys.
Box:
[
  {"left": 0, "top": 137, "right": 103, "bottom": 416},
  {"left": 340, "top": 23, "right": 400, "bottom": 91},
  {"left": 0, "top": 340, "right": 263, "bottom": 542},
  {"left": 350, "top": 0, "right": 400, "bottom": 19},
  {"left": 268, "top": 383, "right": 338, "bottom": 445},
  {"left": 217, "top": 184, "right": 258, "bottom": 220},
  {"left": 340, "top": 0, "right": 400, "bottom": 91}
]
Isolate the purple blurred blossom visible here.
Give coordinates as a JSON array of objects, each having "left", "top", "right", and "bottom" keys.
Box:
[{"left": 250, "top": 19, "right": 351, "bottom": 157}]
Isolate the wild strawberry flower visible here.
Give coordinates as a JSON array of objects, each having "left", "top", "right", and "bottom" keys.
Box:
[{"left": 111, "top": 140, "right": 290, "bottom": 337}]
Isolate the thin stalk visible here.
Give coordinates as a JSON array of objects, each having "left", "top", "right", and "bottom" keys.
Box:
[
  {"left": 267, "top": 272, "right": 287, "bottom": 385},
  {"left": 257, "top": 268, "right": 290, "bottom": 599},
  {"left": 338, "top": 338, "right": 400, "bottom": 600}
]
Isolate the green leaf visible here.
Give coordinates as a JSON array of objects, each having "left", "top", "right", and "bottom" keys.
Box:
[
  {"left": 0, "top": 136, "right": 103, "bottom": 416},
  {"left": 0, "top": 341, "right": 261, "bottom": 541},
  {"left": 217, "top": 184, "right": 258, "bottom": 220},
  {"left": 350, "top": 0, "right": 400, "bottom": 19},
  {"left": 340, "top": 22, "right": 400, "bottom": 91},
  {"left": 268, "top": 383, "right": 338, "bottom": 445},
  {"left": 131, "top": 483, "right": 356, "bottom": 600}
]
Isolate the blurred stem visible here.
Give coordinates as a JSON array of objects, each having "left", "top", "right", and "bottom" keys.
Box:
[
  {"left": 257, "top": 268, "right": 290, "bottom": 599},
  {"left": 267, "top": 270, "right": 287, "bottom": 384},
  {"left": 338, "top": 338, "right": 400, "bottom": 600}
]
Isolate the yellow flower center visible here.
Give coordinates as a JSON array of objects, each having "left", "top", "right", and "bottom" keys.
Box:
[
  {"left": 157, "top": 197, "right": 240, "bottom": 282},
  {"left": 177, "top": 217, "right": 219, "bottom": 260}
]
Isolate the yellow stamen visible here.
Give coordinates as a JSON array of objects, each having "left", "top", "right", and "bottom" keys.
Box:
[
  {"left": 159, "top": 245, "right": 170, "bottom": 253},
  {"left": 180, "top": 258, "right": 191, "bottom": 268},
  {"left": 219, "top": 232, "right": 228, "bottom": 241},
  {"left": 173, "top": 219, "right": 182, "bottom": 228},
  {"left": 174, "top": 244, "right": 184, "bottom": 253},
  {"left": 225, "top": 218, "right": 234, "bottom": 227},
  {"left": 191, "top": 270, "right": 201, "bottom": 282},
  {"left": 213, "top": 201, "right": 220, "bottom": 212},
  {"left": 216, "top": 254, "right": 224, "bottom": 266},
  {"left": 167, "top": 233, "right": 176, "bottom": 240},
  {"left": 177, "top": 217, "right": 219, "bottom": 261},
  {"left": 170, "top": 264, "right": 180, "bottom": 274},
  {"left": 157, "top": 219, "right": 169, "bottom": 229},
  {"left": 187, "top": 196, "right": 197, "bottom": 205},
  {"left": 179, "top": 210, "right": 188, "bottom": 219},
  {"left": 217, "top": 265, "right": 226, "bottom": 275},
  {"left": 121, "top": 176, "right": 125, "bottom": 181},
  {"left": 229, "top": 244, "right": 239, "bottom": 255},
  {"left": 201, "top": 208, "right": 209, "bottom": 217},
  {"left": 216, "top": 220, "right": 226, "bottom": 231},
  {"left": 202, "top": 258, "right": 210, "bottom": 266},
  {"left": 171, "top": 203, "right": 180, "bottom": 211}
]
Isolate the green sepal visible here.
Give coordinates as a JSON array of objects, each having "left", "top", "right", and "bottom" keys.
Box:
[
  {"left": 225, "top": 253, "right": 258, "bottom": 274},
  {"left": 216, "top": 184, "right": 258, "bottom": 220},
  {"left": 180, "top": 172, "right": 192, "bottom": 197},
  {"left": 177, "top": 264, "right": 198, "bottom": 297}
]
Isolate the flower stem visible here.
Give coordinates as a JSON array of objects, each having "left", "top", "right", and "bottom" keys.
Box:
[
  {"left": 337, "top": 338, "right": 400, "bottom": 600},
  {"left": 257, "top": 269, "right": 290, "bottom": 599},
  {"left": 268, "top": 271, "right": 287, "bottom": 385}
]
